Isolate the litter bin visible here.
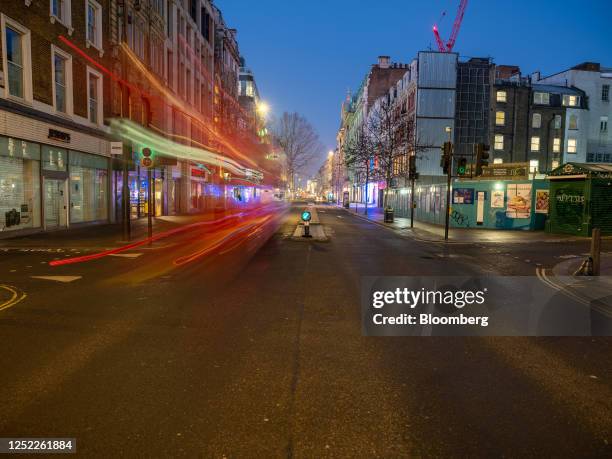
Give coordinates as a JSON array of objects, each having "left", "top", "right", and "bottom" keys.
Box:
[{"left": 384, "top": 207, "right": 394, "bottom": 223}]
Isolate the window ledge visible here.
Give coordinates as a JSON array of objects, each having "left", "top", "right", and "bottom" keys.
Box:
[
  {"left": 85, "top": 40, "right": 104, "bottom": 58},
  {"left": 5, "top": 94, "right": 33, "bottom": 107},
  {"left": 50, "top": 16, "right": 73, "bottom": 31}
]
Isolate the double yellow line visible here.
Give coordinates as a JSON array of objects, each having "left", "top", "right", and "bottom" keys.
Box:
[
  {"left": 0, "top": 284, "right": 27, "bottom": 312},
  {"left": 536, "top": 267, "right": 611, "bottom": 318}
]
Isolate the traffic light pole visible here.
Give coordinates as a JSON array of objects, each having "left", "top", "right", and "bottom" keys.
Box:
[
  {"left": 410, "top": 176, "right": 415, "bottom": 229},
  {"left": 147, "top": 167, "right": 153, "bottom": 244},
  {"left": 444, "top": 154, "right": 452, "bottom": 242}
]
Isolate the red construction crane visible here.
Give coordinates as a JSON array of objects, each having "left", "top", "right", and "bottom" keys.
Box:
[{"left": 432, "top": 0, "right": 468, "bottom": 53}]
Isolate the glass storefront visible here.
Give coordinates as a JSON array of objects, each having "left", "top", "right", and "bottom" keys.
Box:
[
  {"left": 0, "top": 135, "right": 110, "bottom": 232},
  {"left": 0, "top": 137, "right": 41, "bottom": 232},
  {"left": 69, "top": 151, "right": 108, "bottom": 223}
]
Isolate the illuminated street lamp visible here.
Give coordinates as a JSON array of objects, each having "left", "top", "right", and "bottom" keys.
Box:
[{"left": 256, "top": 101, "right": 270, "bottom": 118}]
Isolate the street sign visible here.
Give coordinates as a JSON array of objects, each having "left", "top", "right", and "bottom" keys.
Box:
[
  {"left": 110, "top": 142, "right": 123, "bottom": 155},
  {"left": 301, "top": 211, "right": 312, "bottom": 222}
]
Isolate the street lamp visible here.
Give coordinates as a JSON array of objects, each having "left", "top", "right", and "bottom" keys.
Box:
[{"left": 256, "top": 101, "right": 270, "bottom": 118}]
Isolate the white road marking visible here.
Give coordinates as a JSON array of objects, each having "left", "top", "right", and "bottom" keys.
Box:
[
  {"left": 30, "top": 276, "right": 82, "bottom": 283},
  {"left": 108, "top": 253, "right": 144, "bottom": 259}
]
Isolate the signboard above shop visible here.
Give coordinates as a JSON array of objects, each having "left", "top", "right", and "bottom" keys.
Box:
[{"left": 480, "top": 163, "right": 529, "bottom": 180}]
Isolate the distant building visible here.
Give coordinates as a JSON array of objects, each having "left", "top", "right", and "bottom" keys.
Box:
[
  {"left": 536, "top": 62, "right": 612, "bottom": 163},
  {"left": 339, "top": 56, "right": 408, "bottom": 206}
]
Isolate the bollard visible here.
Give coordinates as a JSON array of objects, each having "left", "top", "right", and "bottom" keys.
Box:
[
  {"left": 303, "top": 221, "right": 312, "bottom": 238},
  {"left": 591, "top": 228, "right": 601, "bottom": 276}
]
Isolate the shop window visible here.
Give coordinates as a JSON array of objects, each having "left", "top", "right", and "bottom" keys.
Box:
[
  {"left": 42, "top": 146, "right": 67, "bottom": 171},
  {"left": 69, "top": 151, "right": 108, "bottom": 223},
  {"left": 0, "top": 137, "right": 42, "bottom": 231}
]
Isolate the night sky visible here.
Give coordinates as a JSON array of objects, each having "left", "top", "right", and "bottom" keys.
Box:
[{"left": 218, "top": 0, "right": 611, "bottom": 171}]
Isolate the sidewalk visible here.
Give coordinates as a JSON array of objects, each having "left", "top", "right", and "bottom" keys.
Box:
[
  {"left": 341, "top": 203, "right": 595, "bottom": 244},
  {"left": 0, "top": 212, "right": 225, "bottom": 249}
]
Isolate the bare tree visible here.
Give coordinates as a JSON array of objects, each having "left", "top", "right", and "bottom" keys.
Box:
[
  {"left": 271, "top": 112, "right": 322, "bottom": 193},
  {"left": 344, "top": 124, "right": 376, "bottom": 215},
  {"left": 367, "top": 98, "right": 407, "bottom": 209}
]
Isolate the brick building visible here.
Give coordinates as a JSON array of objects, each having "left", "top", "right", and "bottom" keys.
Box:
[
  {"left": 0, "top": 0, "right": 273, "bottom": 237},
  {"left": 0, "top": 0, "right": 113, "bottom": 234},
  {"left": 490, "top": 68, "right": 587, "bottom": 173}
]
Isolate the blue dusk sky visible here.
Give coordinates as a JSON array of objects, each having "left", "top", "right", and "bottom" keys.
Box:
[{"left": 217, "top": 0, "right": 611, "bottom": 169}]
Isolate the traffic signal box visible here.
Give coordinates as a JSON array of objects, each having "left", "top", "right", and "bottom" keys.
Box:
[{"left": 475, "top": 143, "right": 490, "bottom": 176}]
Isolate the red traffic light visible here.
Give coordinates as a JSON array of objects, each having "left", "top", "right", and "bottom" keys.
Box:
[{"left": 142, "top": 147, "right": 152, "bottom": 157}]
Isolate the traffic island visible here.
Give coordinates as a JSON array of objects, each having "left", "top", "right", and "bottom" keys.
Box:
[
  {"left": 291, "top": 223, "right": 328, "bottom": 241},
  {"left": 290, "top": 206, "right": 329, "bottom": 241}
]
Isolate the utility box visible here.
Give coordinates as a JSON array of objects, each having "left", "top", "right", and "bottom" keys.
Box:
[{"left": 547, "top": 163, "right": 612, "bottom": 236}]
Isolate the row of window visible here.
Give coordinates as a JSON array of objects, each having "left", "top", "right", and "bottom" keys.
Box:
[
  {"left": 2, "top": 16, "right": 102, "bottom": 125},
  {"left": 495, "top": 109, "right": 608, "bottom": 133},
  {"left": 586, "top": 153, "right": 612, "bottom": 163},
  {"left": 495, "top": 111, "right": 564, "bottom": 129},
  {"left": 50, "top": 0, "right": 102, "bottom": 50},
  {"left": 493, "top": 134, "right": 576, "bottom": 153},
  {"left": 496, "top": 90, "right": 583, "bottom": 106}
]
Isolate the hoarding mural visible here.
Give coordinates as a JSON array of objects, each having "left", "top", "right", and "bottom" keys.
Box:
[
  {"left": 506, "top": 184, "right": 532, "bottom": 219},
  {"left": 452, "top": 188, "right": 474, "bottom": 205},
  {"left": 535, "top": 190, "right": 550, "bottom": 214},
  {"left": 491, "top": 190, "right": 505, "bottom": 209}
]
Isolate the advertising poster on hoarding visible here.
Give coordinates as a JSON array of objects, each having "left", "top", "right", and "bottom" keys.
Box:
[
  {"left": 453, "top": 188, "right": 475, "bottom": 204},
  {"left": 535, "top": 189, "right": 550, "bottom": 214},
  {"left": 506, "top": 184, "right": 532, "bottom": 219},
  {"left": 491, "top": 190, "right": 505, "bottom": 208}
]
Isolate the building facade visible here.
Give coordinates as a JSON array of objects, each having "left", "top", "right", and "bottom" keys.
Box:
[
  {"left": 0, "top": 0, "right": 273, "bottom": 237},
  {"left": 490, "top": 71, "right": 587, "bottom": 173},
  {"left": 0, "top": 0, "right": 113, "bottom": 234},
  {"left": 536, "top": 62, "right": 612, "bottom": 164}
]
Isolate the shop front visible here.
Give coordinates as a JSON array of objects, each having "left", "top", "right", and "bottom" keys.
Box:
[
  {"left": 0, "top": 136, "right": 42, "bottom": 233},
  {"left": 0, "top": 135, "right": 110, "bottom": 235}
]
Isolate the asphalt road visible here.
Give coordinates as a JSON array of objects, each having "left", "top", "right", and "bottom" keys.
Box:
[{"left": 0, "top": 204, "right": 610, "bottom": 457}]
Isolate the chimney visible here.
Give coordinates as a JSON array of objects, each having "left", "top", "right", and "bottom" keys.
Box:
[
  {"left": 378, "top": 56, "right": 390, "bottom": 69},
  {"left": 531, "top": 71, "right": 541, "bottom": 82}
]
